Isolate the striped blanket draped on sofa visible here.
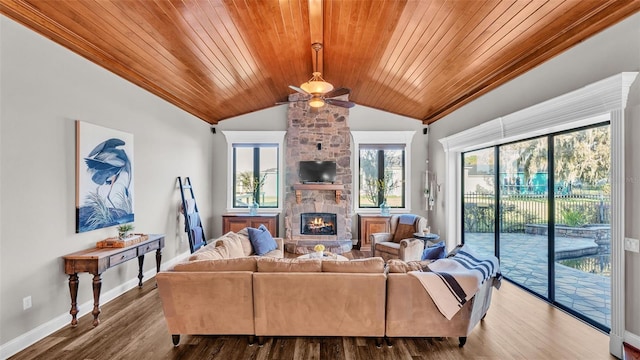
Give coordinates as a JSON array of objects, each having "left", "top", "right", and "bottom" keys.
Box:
[{"left": 408, "top": 245, "right": 501, "bottom": 320}]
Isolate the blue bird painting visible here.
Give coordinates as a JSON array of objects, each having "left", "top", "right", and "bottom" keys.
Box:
[
  {"left": 76, "top": 122, "right": 134, "bottom": 233},
  {"left": 85, "top": 138, "right": 132, "bottom": 209}
]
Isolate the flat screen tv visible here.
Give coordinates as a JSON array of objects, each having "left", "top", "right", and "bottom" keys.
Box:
[{"left": 299, "top": 161, "right": 337, "bottom": 184}]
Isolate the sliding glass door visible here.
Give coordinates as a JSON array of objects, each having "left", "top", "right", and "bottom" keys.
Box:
[
  {"left": 553, "top": 127, "right": 611, "bottom": 327},
  {"left": 499, "top": 138, "right": 549, "bottom": 297},
  {"left": 462, "top": 123, "right": 611, "bottom": 331},
  {"left": 462, "top": 148, "right": 495, "bottom": 259}
]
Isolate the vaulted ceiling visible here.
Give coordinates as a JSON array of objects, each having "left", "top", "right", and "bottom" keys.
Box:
[{"left": 2, "top": 1, "right": 639, "bottom": 124}]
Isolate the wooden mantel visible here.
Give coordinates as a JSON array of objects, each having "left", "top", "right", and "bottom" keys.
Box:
[{"left": 292, "top": 183, "right": 344, "bottom": 204}]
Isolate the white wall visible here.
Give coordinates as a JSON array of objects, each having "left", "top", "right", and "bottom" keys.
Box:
[
  {"left": 0, "top": 16, "right": 213, "bottom": 355},
  {"left": 428, "top": 12, "right": 640, "bottom": 336},
  {"left": 625, "top": 77, "right": 640, "bottom": 336}
]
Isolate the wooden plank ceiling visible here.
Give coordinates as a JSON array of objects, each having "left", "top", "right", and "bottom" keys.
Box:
[{"left": 2, "top": 0, "right": 639, "bottom": 124}]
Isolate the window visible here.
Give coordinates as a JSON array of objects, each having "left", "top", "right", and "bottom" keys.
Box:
[
  {"left": 222, "top": 131, "right": 286, "bottom": 212},
  {"left": 359, "top": 145, "right": 405, "bottom": 208},
  {"left": 351, "top": 131, "right": 415, "bottom": 212},
  {"left": 232, "top": 145, "right": 278, "bottom": 208}
]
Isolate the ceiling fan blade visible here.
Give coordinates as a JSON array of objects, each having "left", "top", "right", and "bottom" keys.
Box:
[
  {"left": 325, "top": 98, "right": 356, "bottom": 108},
  {"left": 289, "top": 85, "right": 310, "bottom": 95},
  {"left": 324, "top": 87, "right": 351, "bottom": 98}
]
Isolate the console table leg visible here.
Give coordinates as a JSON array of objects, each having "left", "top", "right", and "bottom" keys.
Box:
[
  {"left": 137, "top": 255, "right": 144, "bottom": 287},
  {"left": 155, "top": 248, "right": 162, "bottom": 273},
  {"left": 91, "top": 274, "right": 102, "bottom": 326},
  {"left": 68, "top": 273, "right": 79, "bottom": 327},
  {"left": 154, "top": 249, "right": 162, "bottom": 288}
]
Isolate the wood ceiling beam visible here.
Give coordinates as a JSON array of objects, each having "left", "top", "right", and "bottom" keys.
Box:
[{"left": 308, "top": 0, "right": 323, "bottom": 74}]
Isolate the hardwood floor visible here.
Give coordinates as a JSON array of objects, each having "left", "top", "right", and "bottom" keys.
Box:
[
  {"left": 10, "top": 250, "right": 616, "bottom": 360},
  {"left": 624, "top": 343, "right": 640, "bottom": 360}
]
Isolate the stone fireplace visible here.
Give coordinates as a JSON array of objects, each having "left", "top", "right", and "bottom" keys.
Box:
[{"left": 283, "top": 93, "right": 353, "bottom": 254}]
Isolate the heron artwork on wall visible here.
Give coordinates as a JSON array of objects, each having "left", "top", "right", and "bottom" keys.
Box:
[{"left": 76, "top": 120, "right": 134, "bottom": 233}]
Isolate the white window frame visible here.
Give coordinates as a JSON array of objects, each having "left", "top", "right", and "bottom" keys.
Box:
[
  {"left": 222, "top": 131, "right": 286, "bottom": 213},
  {"left": 351, "top": 131, "right": 416, "bottom": 214},
  {"left": 438, "top": 72, "right": 637, "bottom": 358}
]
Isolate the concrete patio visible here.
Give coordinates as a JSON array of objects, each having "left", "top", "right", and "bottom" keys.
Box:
[{"left": 464, "top": 232, "right": 610, "bottom": 327}]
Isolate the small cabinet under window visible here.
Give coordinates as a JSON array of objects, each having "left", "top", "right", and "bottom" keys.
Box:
[
  {"left": 358, "top": 214, "right": 390, "bottom": 251},
  {"left": 222, "top": 214, "right": 279, "bottom": 236}
]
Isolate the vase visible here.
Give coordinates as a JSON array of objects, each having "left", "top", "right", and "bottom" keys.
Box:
[
  {"left": 249, "top": 201, "right": 259, "bottom": 215},
  {"left": 380, "top": 200, "right": 390, "bottom": 216}
]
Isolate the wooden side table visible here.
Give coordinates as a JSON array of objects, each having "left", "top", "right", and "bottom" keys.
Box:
[
  {"left": 413, "top": 232, "right": 440, "bottom": 247},
  {"left": 62, "top": 234, "right": 165, "bottom": 327}
]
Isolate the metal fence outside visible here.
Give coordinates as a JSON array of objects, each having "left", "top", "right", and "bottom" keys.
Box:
[{"left": 463, "top": 192, "right": 610, "bottom": 233}]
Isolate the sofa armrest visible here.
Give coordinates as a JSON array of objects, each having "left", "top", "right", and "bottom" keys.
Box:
[
  {"left": 274, "top": 237, "right": 284, "bottom": 251},
  {"left": 273, "top": 238, "right": 284, "bottom": 251},
  {"left": 398, "top": 238, "right": 424, "bottom": 261}
]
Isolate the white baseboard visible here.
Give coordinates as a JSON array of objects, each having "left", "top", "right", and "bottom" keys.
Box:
[
  {"left": 626, "top": 331, "right": 640, "bottom": 351},
  {"left": 0, "top": 252, "right": 189, "bottom": 360}
]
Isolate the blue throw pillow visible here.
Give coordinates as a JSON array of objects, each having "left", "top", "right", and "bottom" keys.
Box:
[
  {"left": 421, "top": 241, "right": 446, "bottom": 261},
  {"left": 247, "top": 224, "right": 277, "bottom": 256}
]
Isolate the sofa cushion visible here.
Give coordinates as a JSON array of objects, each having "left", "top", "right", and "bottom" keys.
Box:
[
  {"left": 421, "top": 241, "right": 446, "bottom": 261},
  {"left": 386, "top": 258, "right": 433, "bottom": 273},
  {"left": 189, "top": 242, "right": 230, "bottom": 261},
  {"left": 217, "top": 233, "right": 245, "bottom": 258},
  {"left": 247, "top": 224, "right": 278, "bottom": 255},
  {"left": 261, "top": 248, "right": 284, "bottom": 258},
  {"left": 172, "top": 257, "right": 258, "bottom": 272},
  {"left": 257, "top": 257, "right": 322, "bottom": 272},
  {"left": 322, "top": 257, "right": 385, "bottom": 273},
  {"left": 225, "top": 231, "right": 253, "bottom": 256}
]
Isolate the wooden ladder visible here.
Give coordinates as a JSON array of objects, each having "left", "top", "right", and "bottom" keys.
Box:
[{"left": 177, "top": 177, "right": 206, "bottom": 253}]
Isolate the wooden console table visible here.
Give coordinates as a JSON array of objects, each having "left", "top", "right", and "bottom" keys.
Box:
[{"left": 62, "top": 234, "right": 165, "bottom": 327}]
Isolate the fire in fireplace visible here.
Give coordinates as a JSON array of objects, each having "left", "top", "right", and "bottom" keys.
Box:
[{"left": 300, "top": 212, "right": 337, "bottom": 235}]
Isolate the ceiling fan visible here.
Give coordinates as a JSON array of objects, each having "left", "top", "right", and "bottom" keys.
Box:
[{"left": 278, "top": 43, "right": 355, "bottom": 109}]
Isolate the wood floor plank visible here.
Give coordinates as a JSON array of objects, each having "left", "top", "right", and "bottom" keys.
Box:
[{"left": 8, "top": 250, "right": 615, "bottom": 360}]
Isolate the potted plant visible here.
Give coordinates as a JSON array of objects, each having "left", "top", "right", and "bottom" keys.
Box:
[
  {"left": 366, "top": 175, "right": 399, "bottom": 215},
  {"left": 238, "top": 172, "right": 267, "bottom": 215},
  {"left": 117, "top": 223, "right": 134, "bottom": 240}
]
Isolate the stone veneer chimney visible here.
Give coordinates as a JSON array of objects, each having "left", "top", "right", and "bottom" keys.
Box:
[{"left": 283, "top": 94, "right": 353, "bottom": 254}]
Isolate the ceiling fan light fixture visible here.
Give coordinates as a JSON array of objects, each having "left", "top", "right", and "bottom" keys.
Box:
[
  {"left": 308, "top": 95, "right": 325, "bottom": 108},
  {"left": 300, "top": 72, "right": 334, "bottom": 94}
]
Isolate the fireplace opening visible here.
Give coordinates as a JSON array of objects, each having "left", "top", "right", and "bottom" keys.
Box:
[{"left": 301, "top": 212, "right": 337, "bottom": 235}]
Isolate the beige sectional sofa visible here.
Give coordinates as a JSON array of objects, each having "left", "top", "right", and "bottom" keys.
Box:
[
  {"left": 385, "top": 259, "right": 495, "bottom": 347},
  {"left": 156, "top": 262, "right": 256, "bottom": 345},
  {"left": 156, "top": 232, "right": 497, "bottom": 348},
  {"left": 253, "top": 257, "right": 387, "bottom": 344}
]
